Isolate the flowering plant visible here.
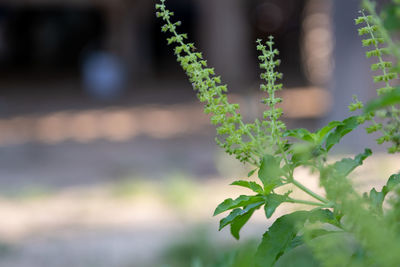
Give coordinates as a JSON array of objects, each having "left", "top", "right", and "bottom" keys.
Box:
[{"left": 156, "top": 0, "right": 400, "bottom": 265}]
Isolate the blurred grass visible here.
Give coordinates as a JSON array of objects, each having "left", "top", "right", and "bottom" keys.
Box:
[
  {"left": 155, "top": 226, "right": 258, "bottom": 267},
  {"left": 0, "top": 186, "right": 54, "bottom": 201},
  {"left": 111, "top": 171, "right": 199, "bottom": 210},
  {"left": 0, "top": 153, "right": 396, "bottom": 266}
]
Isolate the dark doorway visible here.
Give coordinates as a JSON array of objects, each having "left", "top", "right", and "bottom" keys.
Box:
[
  {"left": 151, "top": 0, "right": 198, "bottom": 78},
  {"left": 247, "top": 0, "right": 308, "bottom": 88},
  {"left": 0, "top": 6, "right": 105, "bottom": 75}
]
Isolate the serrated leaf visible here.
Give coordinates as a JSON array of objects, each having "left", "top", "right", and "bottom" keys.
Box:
[
  {"left": 385, "top": 174, "right": 400, "bottom": 192},
  {"left": 231, "top": 180, "right": 264, "bottom": 194},
  {"left": 258, "top": 154, "right": 283, "bottom": 192},
  {"left": 264, "top": 194, "right": 288, "bottom": 219},
  {"left": 333, "top": 148, "right": 372, "bottom": 177},
  {"left": 369, "top": 188, "right": 384, "bottom": 210},
  {"left": 364, "top": 87, "right": 400, "bottom": 113},
  {"left": 325, "top": 116, "right": 360, "bottom": 151},
  {"left": 255, "top": 209, "right": 334, "bottom": 267},
  {"left": 213, "top": 195, "right": 264, "bottom": 216},
  {"left": 219, "top": 201, "right": 263, "bottom": 232},
  {"left": 369, "top": 173, "right": 400, "bottom": 211}
]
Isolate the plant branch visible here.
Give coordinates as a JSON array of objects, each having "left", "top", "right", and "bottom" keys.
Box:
[
  {"left": 291, "top": 179, "right": 330, "bottom": 204},
  {"left": 287, "top": 198, "right": 330, "bottom": 207}
]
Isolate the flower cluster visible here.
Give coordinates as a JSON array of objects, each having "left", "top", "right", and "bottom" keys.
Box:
[
  {"left": 155, "top": 1, "right": 400, "bottom": 265},
  {"left": 356, "top": 12, "right": 397, "bottom": 95},
  {"left": 355, "top": 7, "right": 400, "bottom": 153},
  {"left": 156, "top": 1, "right": 286, "bottom": 165},
  {"left": 256, "top": 38, "right": 286, "bottom": 147}
]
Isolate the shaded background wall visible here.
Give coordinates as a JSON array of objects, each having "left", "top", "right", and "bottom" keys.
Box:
[
  {"left": 0, "top": 0, "right": 344, "bottom": 188},
  {"left": 0, "top": 0, "right": 331, "bottom": 112}
]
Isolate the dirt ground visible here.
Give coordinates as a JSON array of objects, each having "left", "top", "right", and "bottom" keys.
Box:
[{"left": 0, "top": 134, "right": 267, "bottom": 267}]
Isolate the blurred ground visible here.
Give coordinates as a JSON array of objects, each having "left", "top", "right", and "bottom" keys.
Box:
[
  {"left": 0, "top": 80, "right": 252, "bottom": 267},
  {"left": 0, "top": 129, "right": 397, "bottom": 267},
  {"left": 0, "top": 77, "right": 397, "bottom": 267},
  {"left": 0, "top": 78, "right": 397, "bottom": 266}
]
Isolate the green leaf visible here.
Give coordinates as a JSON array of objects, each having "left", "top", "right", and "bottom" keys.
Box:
[
  {"left": 385, "top": 174, "right": 400, "bottom": 192},
  {"left": 275, "top": 232, "right": 356, "bottom": 267},
  {"left": 369, "top": 188, "right": 385, "bottom": 211},
  {"left": 364, "top": 87, "right": 400, "bottom": 113},
  {"left": 290, "top": 143, "right": 319, "bottom": 167},
  {"left": 248, "top": 169, "right": 257, "bottom": 177},
  {"left": 333, "top": 148, "right": 372, "bottom": 177},
  {"left": 369, "top": 174, "right": 400, "bottom": 211},
  {"left": 383, "top": 4, "right": 400, "bottom": 31},
  {"left": 255, "top": 209, "right": 334, "bottom": 267},
  {"left": 213, "top": 195, "right": 264, "bottom": 216},
  {"left": 231, "top": 180, "right": 264, "bottom": 194},
  {"left": 325, "top": 116, "right": 360, "bottom": 151},
  {"left": 219, "top": 209, "right": 243, "bottom": 230},
  {"left": 284, "top": 128, "right": 315, "bottom": 143},
  {"left": 219, "top": 202, "right": 264, "bottom": 238},
  {"left": 264, "top": 194, "right": 288, "bottom": 219},
  {"left": 315, "top": 120, "right": 344, "bottom": 144},
  {"left": 230, "top": 208, "right": 255, "bottom": 240},
  {"left": 285, "top": 235, "right": 304, "bottom": 251},
  {"left": 258, "top": 154, "right": 283, "bottom": 192}
]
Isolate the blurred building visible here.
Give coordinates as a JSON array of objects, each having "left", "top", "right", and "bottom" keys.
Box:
[
  {"left": 0, "top": 0, "right": 333, "bottom": 90},
  {"left": 0, "top": 0, "right": 376, "bottom": 150}
]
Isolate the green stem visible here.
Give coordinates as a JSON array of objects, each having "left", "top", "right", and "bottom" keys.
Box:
[
  {"left": 273, "top": 122, "right": 329, "bottom": 204},
  {"left": 287, "top": 198, "right": 329, "bottom": 207},
  {"left": 292, "top": 179, "right": 330, "bottom": 204},
  {"left": 275, "top": 132, "right": 329, "bottom": 204}
]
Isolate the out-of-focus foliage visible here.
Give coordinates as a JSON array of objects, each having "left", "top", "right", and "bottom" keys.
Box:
[{"left": 157, "top": 229, "right": 257, "bottom": 267}]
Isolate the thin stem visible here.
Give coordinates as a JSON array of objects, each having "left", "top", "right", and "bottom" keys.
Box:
[
  {"left": 273, "top": 119, "right": 329, "bottom": 204},
  {"left": 287, "top": 198, "right": 329, "bottom": 207},
  {"left": 274, "top": 128, "right": 329, "bottom": 204},
  {"left": 292, "top": 179, "right": 330, "bottom": 204}
]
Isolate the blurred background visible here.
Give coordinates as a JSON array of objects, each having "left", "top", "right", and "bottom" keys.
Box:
[{"left": 0, "top": 0, "right": 397, "bottom": 266}]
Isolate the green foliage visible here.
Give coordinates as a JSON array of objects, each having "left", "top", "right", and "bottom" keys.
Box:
[
  {"left": 355, "top": 0, "right": 400, "bottom": 153},
  {"left": 254, "top": 209, "right": 335, "bottom": 267},
  {"left": 258, "top": 154, "right": 283, "bottom": 192},
  {"left": 365, "top": 86, "right": 400, "bottom": 112},
  {"left": 157, "top": 228, "right": 258, "bottom": 267},
  {"left": 156, "top": 0, "right": 400, "bottom": 266},
  {"left": 382, "top": 1, "right": 400, "bottom": 31},
  {"left": 230, "top": 181, "right": 263, "bottom": 194},
  {"left": 367, "top": 173, "right": 400, "bottom": 212}
]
